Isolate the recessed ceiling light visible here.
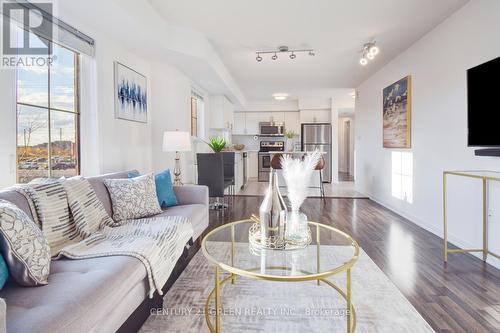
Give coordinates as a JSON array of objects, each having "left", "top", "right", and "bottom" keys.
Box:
[
  {"left": 359, "top": 58, "right": 368, "bottom": 66},
  {"left": 273, "top": 93, "right": 288, "bottom": 100}
]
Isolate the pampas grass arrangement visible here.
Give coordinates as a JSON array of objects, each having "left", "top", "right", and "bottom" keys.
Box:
[
  {"left": 281, "top": 150, "right": 322, "bottom": 212},
  {"left": 281, "top": 150, "right": 322, "bottom": 242}
]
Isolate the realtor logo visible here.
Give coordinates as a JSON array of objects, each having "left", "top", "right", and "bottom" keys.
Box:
[{"left": 2, "top": 1, "right": 52, "bottom": 55}]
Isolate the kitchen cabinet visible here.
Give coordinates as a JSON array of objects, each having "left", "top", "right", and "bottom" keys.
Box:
[
  {"left": 284, "top": 112, "right": 300, "bottom": 134},
  {"left": 299, "top": 109, "right": 331, "bottom": 123},
  {"left": 232, "top": 111, "right": 300, "bottom": 136},
  {"left": 211, "top": 95, "right": 234, "bottom": 130},
  {"left": 233, "top": 112, "right": 246, "bottom": 135},
  {"left": 234, "top": 152, "right": 244, "bottom": 193},
  {"left": 244, "top": 113, "right": 261, "bottom": 135},
  {"left": 248, "top": 151, "right": 258, "bottom": 179}
]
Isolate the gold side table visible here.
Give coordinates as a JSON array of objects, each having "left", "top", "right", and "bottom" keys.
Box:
[
  {"left": 201, "top": 219, "right": 360, "bottom": 333},
  {"left": 443, "top": 170, "right": 500, "bottom": 262}
]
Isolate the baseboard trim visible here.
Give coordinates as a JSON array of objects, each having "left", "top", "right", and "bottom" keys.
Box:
[{"left": 365, "top": 192, "right": 500, "bottom": 268}]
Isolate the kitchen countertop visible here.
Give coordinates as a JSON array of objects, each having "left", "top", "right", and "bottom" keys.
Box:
[{"left": 268, "top": 151, "right": 327, "bottom": 154}]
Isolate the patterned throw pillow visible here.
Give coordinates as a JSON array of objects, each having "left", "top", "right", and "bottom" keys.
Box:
[
  {"left": 25, "top": 182, "right": 80, "bottom": 256},
  {"left": 0, "top": 200, "right": 51, "bottom": 286},
  {"left": 104, "top": 174, "right": 162, "bottom": 221},
  {"left": 63, "top": 177, "right": 115, "bottom": 234},
  {"left": 128, "top": 169, "right": 178, "bottom": 208}
]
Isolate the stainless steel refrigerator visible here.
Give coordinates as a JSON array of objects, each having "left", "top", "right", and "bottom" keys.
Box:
[{"left": 301, "top": 123, "right": 332, "bottom": 183}]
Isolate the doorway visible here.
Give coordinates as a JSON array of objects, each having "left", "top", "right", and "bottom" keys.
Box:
[{"left": 339, "top": 117, "right": 355, "bottom": 182}]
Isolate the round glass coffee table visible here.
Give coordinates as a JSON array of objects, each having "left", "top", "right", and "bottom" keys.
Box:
[{"left": 201, "top": 219, "right": 359, "bottom": 333}]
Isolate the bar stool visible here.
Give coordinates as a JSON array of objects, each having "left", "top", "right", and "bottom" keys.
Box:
[{"left": 315, "top": 156, "right": 326, "bottom": 198}]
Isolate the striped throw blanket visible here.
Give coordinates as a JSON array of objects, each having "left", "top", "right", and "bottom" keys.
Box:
[
  {"left": 15, "top": 181, "right": 194, "bottom": 298},
  {"left": 55, "top": 216, "right": 193, "bottom": 298}
]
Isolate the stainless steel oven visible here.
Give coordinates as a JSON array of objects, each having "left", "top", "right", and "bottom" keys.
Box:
[
  {"left": 258, "top": 141, "right": 284, "bottom": 182},
  {"left": 259, "top": 122, "right": 285, "bottom": 137}
]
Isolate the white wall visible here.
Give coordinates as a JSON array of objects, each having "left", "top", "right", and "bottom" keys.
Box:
[
  {"left": 150, "top": 62, "right": 212, "bottom": 184},
  {"left": 355, "top": 0, "right": 500, "bottom": 267},
  {"left": 0, "top": 1, "right": 212, "bottom": 187}
]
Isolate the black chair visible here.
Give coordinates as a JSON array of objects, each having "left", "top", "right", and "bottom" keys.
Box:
[
  {"left": 197, "top": 153, "right": 229, "bottom": 210},
  {"left": 222, "top": 152, "right": 235, "bottom": 197}
]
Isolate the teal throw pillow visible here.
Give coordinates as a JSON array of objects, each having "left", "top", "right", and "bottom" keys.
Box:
[
  {"left": 128, "top": 170, "right": 178, "bottom": 208},
  {"left": 0, "top": 254, "right": 9, "bottom": 289}
]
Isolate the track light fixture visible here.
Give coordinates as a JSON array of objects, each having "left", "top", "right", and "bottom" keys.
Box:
[
  {"left": 359, "top": 41, "right": 380, "bottom": 66},
  {"left": 255, "top": 45, "right": 315, "bottom": 62}
]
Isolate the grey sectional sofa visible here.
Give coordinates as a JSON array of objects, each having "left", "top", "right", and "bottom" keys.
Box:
[{"left": 0, "top": 171, "right": 210, "bottom": 333}]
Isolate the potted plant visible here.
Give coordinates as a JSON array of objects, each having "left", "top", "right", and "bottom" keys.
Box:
[
  {"left": 205, "top": 136, "right": 226, "bottom": 153},
  {"left": 285, "top": 130, "right": 296, "bottom": 152}
]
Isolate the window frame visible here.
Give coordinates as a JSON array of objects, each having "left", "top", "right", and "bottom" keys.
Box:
[
  {"left": 15, "top": 39, "right": 81, "bottom": 183},
  {"left": 191, "top": 90, "right": 204, "bottom": 138},
  {"left": 391, "top": 151, "right": 413, "bottom": 204},
  {"left": 191, "top": 96, "right": 198, "bottom": 137}
]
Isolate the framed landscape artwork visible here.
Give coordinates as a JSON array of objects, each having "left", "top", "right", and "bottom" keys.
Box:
[
  {"left": 383, "top": 75, "right": 412, "bottom": 148},
  {"left": 114, "top": 61, "right": 148, "bottom": 123}
]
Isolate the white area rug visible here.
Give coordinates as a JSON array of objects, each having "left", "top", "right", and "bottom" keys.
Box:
[{"left": 141, "top": 244, "right": 434, "bottom": 332}]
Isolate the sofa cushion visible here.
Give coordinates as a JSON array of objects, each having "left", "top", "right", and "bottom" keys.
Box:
[
  {"left": 63, "top": 177, "right": 114, "bottom": 233},
  {"left": 0, "top": 256, "right": 147, "bottom": 333},
  {"left": 0, "top": 200, "right": 51, "bottom": 287},
  {"left": 158, "top": 204, "right": 208, "bottom": 241},
  {"left": 129, "top": 170, "right": 178, "bottom": 208},
  {"left": 104, "top": 174, "right": 162, "bottom": 222},
  {"left": 23, "top": 182, "right": 79, "bottom": 256},
  {"left": 0, "top": 255, "right": 8, "bottom": 290},
  {"left": 86, "top": 171, "right": 137, "bottom": 218}
]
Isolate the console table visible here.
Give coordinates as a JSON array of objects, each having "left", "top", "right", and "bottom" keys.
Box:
[{"left": 443, "top": 170, "right": 500, "bottom": 262}]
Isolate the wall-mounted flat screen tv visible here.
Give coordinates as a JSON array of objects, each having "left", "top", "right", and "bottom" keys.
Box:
[{"left": 467, "top": 56, "right": 500, "bottom": 147}]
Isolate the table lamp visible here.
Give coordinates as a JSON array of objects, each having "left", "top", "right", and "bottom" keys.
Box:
[{"left": 162, "top": 130, "right": 192, "bottom": 186}]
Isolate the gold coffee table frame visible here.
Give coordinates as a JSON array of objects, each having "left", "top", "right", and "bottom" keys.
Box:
[{"left": 201, "top": 220, "right": 360, "bottom": 333}]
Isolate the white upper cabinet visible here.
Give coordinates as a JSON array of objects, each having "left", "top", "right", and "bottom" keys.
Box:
[
  {"left": 243, "top": 112, "right": 262, "bottom": 135},
  {"left": 233, "top": 111, "right": 300, "bottom": 135},
  {"left": 233, "top": 112, "right": 246, "bottom": 135},
  {"left": 299, "top": 109, "right": 331, "bottom": 123},
  {"left": 210, "top": 95, "right": 234, "bottom": 130},
  {"left": 267, "top": 112, "right": 285, "bottom": 123},
  {"left": 284, "top": 112, "right": 300, "bottom": 134}
]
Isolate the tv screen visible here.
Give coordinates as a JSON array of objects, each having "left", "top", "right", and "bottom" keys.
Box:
[{"left": 467, "top": 56, "right": 500, "bottom": 147}]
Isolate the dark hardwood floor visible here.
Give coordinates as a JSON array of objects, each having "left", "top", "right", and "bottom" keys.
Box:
[{"left": 207, "top": 196, "right": 500, "bottom": 333}]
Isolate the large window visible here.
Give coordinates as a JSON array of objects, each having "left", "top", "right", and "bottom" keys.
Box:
[
  {"left": 16, "top": 33, "right": 80, "bottom": 183},
  {"left": 391, "top": 151, "right": 413, "bottom": 204}
]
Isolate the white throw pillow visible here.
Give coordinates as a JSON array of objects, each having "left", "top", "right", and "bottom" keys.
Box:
[
  {"left": 104, "top": 174, "right": 162, "bottom": 221},
  {"left": 0, "top": 199, "right": 51, "bottom": 286},
  {"left": 63, "top": 177, "right": 115, "bottom": 233},
  {"left": 24, "top": 181, "right": 80, "bottom": 256}
]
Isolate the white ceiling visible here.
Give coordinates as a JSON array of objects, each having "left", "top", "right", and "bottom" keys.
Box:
[{"left": 147, "top": 0, "right": 468, "bottom": 102}]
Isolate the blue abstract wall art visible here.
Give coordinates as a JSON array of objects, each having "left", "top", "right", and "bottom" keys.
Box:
[{"left": 114, "top": 61, "right": 148, "bottom": 123}]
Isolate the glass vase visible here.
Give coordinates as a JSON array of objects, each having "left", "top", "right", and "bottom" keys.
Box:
[{"left": 285, "top": 210, "right": 308, "bottom": 243}]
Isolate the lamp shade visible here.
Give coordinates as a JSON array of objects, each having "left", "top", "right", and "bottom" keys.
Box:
[{"left": 162, "top": 131, "right": 191, "bottom": 152}]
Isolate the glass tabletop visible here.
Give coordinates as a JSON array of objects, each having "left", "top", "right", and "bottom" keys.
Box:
[{"left": 202, "top": 220, "right": 359, "bottom": 281}]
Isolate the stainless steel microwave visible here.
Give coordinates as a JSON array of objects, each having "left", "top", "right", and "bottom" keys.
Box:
[{"left": 259, "top": 122, "right": 285, "bottom": 136}]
